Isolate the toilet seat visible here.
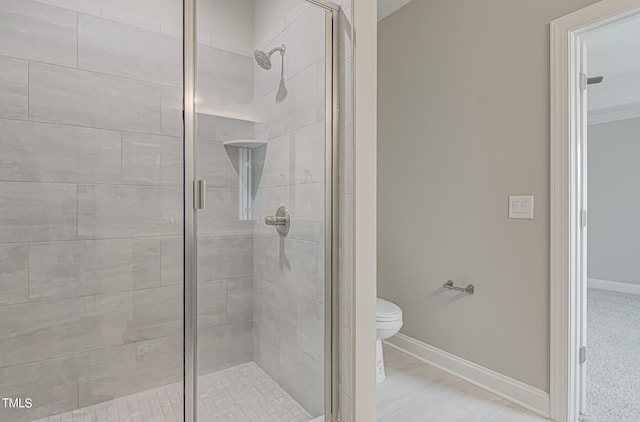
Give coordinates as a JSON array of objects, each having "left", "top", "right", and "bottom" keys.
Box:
[{"left": 376, "top": 298, "right": 402, "bottom": 322}]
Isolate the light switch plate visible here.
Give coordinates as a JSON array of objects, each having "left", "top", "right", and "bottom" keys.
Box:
[{"left": 509, "top": 195, "right": 534, "bottom": 219}]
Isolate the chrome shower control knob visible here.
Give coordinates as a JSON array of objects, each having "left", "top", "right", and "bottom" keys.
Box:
[{"left": 264, "top": 206, "right": 290, "bottom": 236}]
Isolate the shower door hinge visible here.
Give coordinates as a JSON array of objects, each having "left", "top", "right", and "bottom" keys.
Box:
[
  {"left": 579, "top": 346, "right": 587, "bottom": 364},
  {"left": 580, "top": 73, "right": 587, "bottom": 91},
  {"left": 194, "top": 179, "right": 206, "bottom": 210}
]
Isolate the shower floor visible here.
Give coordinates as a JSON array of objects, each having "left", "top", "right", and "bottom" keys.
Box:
[{"left": 31, "top": 362, "right": 312, "bottom": 422}]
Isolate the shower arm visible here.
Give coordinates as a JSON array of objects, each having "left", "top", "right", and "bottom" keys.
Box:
[{"left": 267, "top": 45, "right": 286, "bottom": 57}]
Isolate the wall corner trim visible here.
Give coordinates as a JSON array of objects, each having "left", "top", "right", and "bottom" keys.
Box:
[{"left": 386, "top": 334, "right": 551, "bottom": 418}]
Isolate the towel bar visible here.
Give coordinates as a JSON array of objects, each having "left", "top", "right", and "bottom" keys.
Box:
[{"left": 443, "top": 280, "right": 475, "bottom": 295}]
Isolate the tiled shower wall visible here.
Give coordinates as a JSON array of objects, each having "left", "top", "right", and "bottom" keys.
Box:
[
  {"left": 0, "top": 0, "right": 353, "bottom": 420},
  {"left": 249, "top": 2, "right": 354, "bottom": 419},
  {"left": 0, "top": 0, "right": 255, "bottom": 420},
  {"left": 251, "top": 2, "right": 328, "bottom": 417}
]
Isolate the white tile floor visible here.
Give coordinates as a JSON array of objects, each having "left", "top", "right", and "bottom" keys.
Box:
[
  {"left": 31, "top": 345, "right": 551, "bottom": 422},
  {"left": 377, "top": 344, "right": 550, "bottom": 422},
  {"left": 31, "top": 362, "right": 312, "bottom": 422}
]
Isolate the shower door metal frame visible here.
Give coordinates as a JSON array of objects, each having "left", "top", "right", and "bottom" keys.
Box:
[
  {"left": 324, "top": 5, "right": 341, "bottom": 422},
  {"left": 182, "top": 1, "right": 341, "bottom": 421}
]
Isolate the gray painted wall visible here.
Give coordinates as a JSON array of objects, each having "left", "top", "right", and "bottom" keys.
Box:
[
  {"left": 377, "top": 0, "right": 599, "bottom": 392},
  {"left": 588, "top": 117, "right": 640, "bottom": 285}
]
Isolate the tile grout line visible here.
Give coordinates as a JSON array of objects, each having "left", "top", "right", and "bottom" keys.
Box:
[
  {"left": 75, "top": 183, "right": 79, "bottom": 240},
  {"left": 0, "top": 333, "right": 180, "bottom": 373},
  {"left": 27, "top": 61, "right": 30, "bottom": 119},
  {"left": 76, "top": 12, "right": 79, "bottom": 69}
]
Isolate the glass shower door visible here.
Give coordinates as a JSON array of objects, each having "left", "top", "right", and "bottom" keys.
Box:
[
  {"left": 188, "top": 0, "right": 336, "bottom": 420},
  {"left": 0, "top": 1, "right": 185, "bottom": 421}
]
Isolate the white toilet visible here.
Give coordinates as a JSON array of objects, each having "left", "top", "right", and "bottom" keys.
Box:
[{"left": 376, "top": 298, "right": 403, "bottom": 383}]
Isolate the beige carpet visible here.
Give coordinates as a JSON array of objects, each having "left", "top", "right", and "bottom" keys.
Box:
[{"left": 586, "top": 288, "right": 640, "bottom": 422}]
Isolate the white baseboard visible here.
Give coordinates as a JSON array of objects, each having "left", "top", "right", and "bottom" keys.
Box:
[
  {"left": 588, "top": 278, "right": 640, "bottom": 295},
  {"left": 385, "top": 334, "right": 550, "bottom": 418}
]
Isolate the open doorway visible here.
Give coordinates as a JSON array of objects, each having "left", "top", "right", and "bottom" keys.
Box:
[
  {"left": 580, "top": 20, "right": 640, "bottom": 421},
  {"left": 551, "top": 2, "right": 640, "bottom": 421}
]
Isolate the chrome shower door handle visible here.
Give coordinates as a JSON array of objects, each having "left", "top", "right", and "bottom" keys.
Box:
[{"left": 265, "top": 206, "right": 290, "bottom": 236}]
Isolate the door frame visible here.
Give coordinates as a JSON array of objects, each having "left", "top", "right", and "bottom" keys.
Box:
[
  {"left": 183, "top": 1, "right": 341, "bottom": 421},
  {"left": 550, "top": 1, "right": 640, "bottom": 421}
]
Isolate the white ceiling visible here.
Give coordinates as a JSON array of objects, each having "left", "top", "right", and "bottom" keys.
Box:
[
  {"left": 584, "top": 15, "right": 640, "bottom": 115},
  {"left": 378, "top": 0, "right": 413, "bottom": 21}
]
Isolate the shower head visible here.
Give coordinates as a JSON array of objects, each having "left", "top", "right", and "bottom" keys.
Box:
[
  {"left": 254, "top": 50, "right": 272, "bottom": 70},
  {"left": 254, "top": 44, "right": 286, "bottom": 70}
]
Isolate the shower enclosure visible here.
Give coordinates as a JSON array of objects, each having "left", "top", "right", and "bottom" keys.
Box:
[{"left": 0, "top": 0, "right": 354, "bottom": 421}]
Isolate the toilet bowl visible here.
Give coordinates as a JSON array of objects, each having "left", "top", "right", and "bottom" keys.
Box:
[{"left": 376, "top": 298, "right": 403, "bottom": 383}]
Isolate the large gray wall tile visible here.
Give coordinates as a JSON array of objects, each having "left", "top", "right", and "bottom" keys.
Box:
[
  {"left": 0, "top": 0, "right": 77, "bottom": 67},
  {"left": 197, "top": 140, "right": 228, "bottom": 188},
  {"left": 161, "top": 86, "right": 183, "bottom": 137},
  {"left": 0, "top": 243, "right": 28, "bottom": 305},
  {"left": 296, "top": 295, "right": 324, "bottom": 364},
  {"left": 77, "top": 184, "right": 182, "bottom": 239},
  {"left": 197, "top": 235, "right": 253, "bottom": 281},
  {"left": 78, "top": 15, "right": 182, "bottom": 87},
  {"left": 0, "top": 354, "right": 81, "bottom": 422},
  {"left": 0, "top": 119, "right": 121, "bottom": 183},
  {"left": 0, "top": 286, "right": 183, "bottom": 368},
  {"left": 255, "top": 134, "right": 291, "bottom": 188},
  {"left": 253, "top": 235, "right": 319, "bottom": 300},
  {"left": 253, "top": 320, "right": 280, "bottom": 382},
  {"left": 279, "top": 342, "right": 323, "bottom": 417},
  {"left": 197, "top": 280, "right": 227, "bottom": 329},
  {"left": 0, "top": 182, "right": 77, "bottom": 242},
  {"left": 197, "top": 321, "right": 253, "bottom": 375},
  {"left": 94, "top": 286, "right": 182, "bottom": 344},
  {"left": 77, "top": 335, "right": 182, "bottom": 407},
  {"left": 0, "top": 296, "right": 96, "bottom": 367},
  {"left": 228, "top": 276, "right": 252, "bottom": 290},
  {"left": 0, "top": 330, "right": 182, "bottom": 420},
  {"left": 29, "top": 63, "right": 162, "bottom": 133},
  {"left": 28, "top": 238, "right": 162, "bottom": 300},
  {"left": 227, "top": 281, "right": 253, "bottom": 323},
  {"left": 100, "top": 6, "right": 162, "bottom": 33},
  {"left": 291, "top": 182, "right": 324, "bottom": 224},
  {"left": 161, "top": 236, "right": 183, "bottom": 286},
  {"left": 122, "top": 133, "right": 182, "bottom": 186},
  {"left": 31, "top": 0, "right": 101, "bottom": 16},
  {"left": 198, "top": 188, "right": 253, "bottom": 235},
  {"left": 197, "top": 45, "right": 253, "bottom": 111},
  {"left": 292, "top": 120, "right": 325, "bottom": 185},
  {"left": 0, "top": 57, "right": 28, "bottom": 119},
  {"left": 253, "top": 278, "right": 297, "bottom": 382},
  {"left": 254, "top": 61, "right": 321, "bottom": 140}
]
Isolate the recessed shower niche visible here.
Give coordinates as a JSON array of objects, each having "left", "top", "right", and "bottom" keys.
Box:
[{"left": 223, "top": 137, "right": 267, "bottom": 221}]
